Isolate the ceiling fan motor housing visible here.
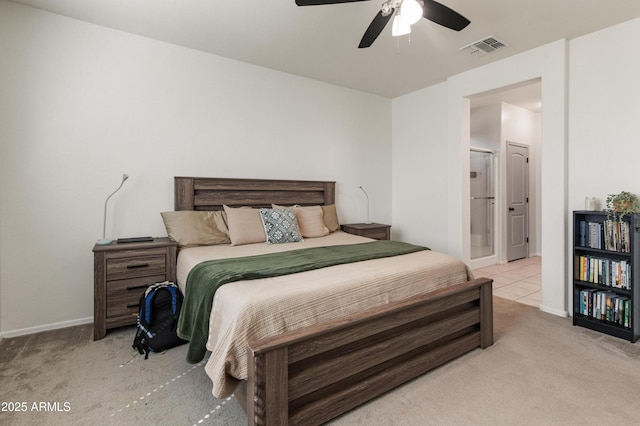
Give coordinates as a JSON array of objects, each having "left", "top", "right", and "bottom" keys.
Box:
[{"left": 295, "top": 0, "right": 469, "bottom": 48}]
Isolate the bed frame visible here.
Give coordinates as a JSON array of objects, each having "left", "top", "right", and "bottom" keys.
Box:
[
  {"left": 175, "top": 176, "right": 335, "bottom": 211},
  {"left": 174, "top": 176, "right": 493, "bottom": 426}
]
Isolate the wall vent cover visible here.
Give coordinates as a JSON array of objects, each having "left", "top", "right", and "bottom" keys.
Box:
[{"left": 460, "top": 36, "right": 508, "bottom": 55}]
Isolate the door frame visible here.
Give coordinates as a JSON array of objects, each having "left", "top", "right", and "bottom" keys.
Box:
[{"left": 448, "top": 42, "right": 568, "bottom": 317}]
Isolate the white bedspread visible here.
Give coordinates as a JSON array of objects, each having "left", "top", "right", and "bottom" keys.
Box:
[{"left": 177, "top": 232, "right": 472, "bottom": 398}]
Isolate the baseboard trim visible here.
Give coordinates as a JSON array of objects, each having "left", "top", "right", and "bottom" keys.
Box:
[
  {"left": 0, "top": 317, "right": 93, "bottom": 339},
  {"left": 539, "top": 305, "right": 569, "bottom": 318}
]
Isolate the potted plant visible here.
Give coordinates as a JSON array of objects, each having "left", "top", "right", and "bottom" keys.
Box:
[{"left": 605, "top": 191, "right": 638, "bottom": 222}]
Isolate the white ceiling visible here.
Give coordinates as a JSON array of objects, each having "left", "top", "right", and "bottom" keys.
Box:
[
  {"left": 470, "top": 79, "right": 542, "bottom": 113},
  {"left": 10, "top": 0, "right": 640, "bottom": 103}
]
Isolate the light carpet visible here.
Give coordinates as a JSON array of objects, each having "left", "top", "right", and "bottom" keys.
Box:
[{"left": 1, "top": 297, "right": 639, "bottom": 425}]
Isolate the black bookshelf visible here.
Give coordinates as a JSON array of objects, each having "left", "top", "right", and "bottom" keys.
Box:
[{"left": 573, "top": 210, "right": 640, "bottom": 342}]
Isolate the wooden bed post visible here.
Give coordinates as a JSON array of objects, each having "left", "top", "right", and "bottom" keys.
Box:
[
  {"left": 174, "top": 177, "right": 195, "bottom": 211},
  {"left": 323, "top": 181, "right": 335, "bottom": 205},
  {"left": 248, "top": 348, "right": 289, "bottom": 426},
  {"left": 480, "top": 280, "right": 494, "bottom": 349}
]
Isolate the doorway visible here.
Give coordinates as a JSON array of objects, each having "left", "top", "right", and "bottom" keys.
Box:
[
  {"left": 468, "top": 79, "right": 541, "bottom": 267},
  {"left": 448, "top": 46, "right": 568, "bottom": 316}
]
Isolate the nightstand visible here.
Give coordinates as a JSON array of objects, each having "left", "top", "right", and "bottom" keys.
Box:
[
  {"left": 92, "top": 238, "right": 177, "bottom": 340},
  {"left": 341, "top": 223, "right": 391, "bottom": 240}
]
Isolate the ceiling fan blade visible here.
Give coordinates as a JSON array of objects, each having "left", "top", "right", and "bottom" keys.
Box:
[
  {"left": 422, "top": 0, "right": 470, "bottom": 31},
  {"left": 296, "top": 0, "right": 369, "bottom": 5},
  {"left": 358, "top": 10, "right": 394, "bottom": 48}
]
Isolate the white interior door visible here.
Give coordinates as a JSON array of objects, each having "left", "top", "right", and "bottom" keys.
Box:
[{"left": 506, "top": 142, "right": 529, "bottom": 261}]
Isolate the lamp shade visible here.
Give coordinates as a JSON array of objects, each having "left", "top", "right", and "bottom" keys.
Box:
[
  {"left": 402, "top": 0, "right": 423, "bottom": 25},
  {"left": 392, "top": 14, "right": 411, "bottom": 37}
]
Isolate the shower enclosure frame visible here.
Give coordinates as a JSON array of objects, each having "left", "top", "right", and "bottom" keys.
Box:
[{"left": 470, "top": 147, "right": 498, "bottom": 265}]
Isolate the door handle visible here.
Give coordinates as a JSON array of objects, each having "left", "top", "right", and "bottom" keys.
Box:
[{"left": 508, "top": 207, "right": 515, "bottom": 211}]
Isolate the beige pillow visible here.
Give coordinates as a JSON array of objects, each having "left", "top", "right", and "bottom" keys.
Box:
[
  {"left": 160, "top": 211, "right": 230, "bottom": 247},
  {"left": 321, "top": 204, "right": 340, "bottom": 232},
  {"left": 223, "top": 205, "right": 266, "bottom": 246},
  {"left": 273, "top": 203, "right": 340, "bottom": 233},
  {"left": 294, "top": 206, "right": 329, "bottom": 238}
]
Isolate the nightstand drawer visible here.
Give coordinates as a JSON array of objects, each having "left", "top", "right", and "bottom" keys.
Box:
[
  {"left": 362, "top": 230, "right": 389, "bottom": 240},
  {"left": 107, "top": 254, "right": 166, "bottom": 280},
  {"left": 106, "top": 274, "right": 167, "bottom": 319}
]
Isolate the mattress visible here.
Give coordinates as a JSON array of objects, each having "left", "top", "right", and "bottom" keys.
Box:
[{"left": 177, "top": 231, "right": 473, "bottom": 397}]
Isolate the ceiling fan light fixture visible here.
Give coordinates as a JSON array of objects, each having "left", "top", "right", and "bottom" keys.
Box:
[
  {"left": 296, "top": 0, "right": 469, "bottom": 48},
  {"left": 401, "top": 0, "right": 423, "bottom": 25},
  {"left": 392, "top": 14, "right": 411, "bottom": 36}
]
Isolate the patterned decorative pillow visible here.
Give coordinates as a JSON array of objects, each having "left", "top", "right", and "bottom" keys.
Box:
[{"left": 259, "top": 208, "right": 303, "bottom": 244}]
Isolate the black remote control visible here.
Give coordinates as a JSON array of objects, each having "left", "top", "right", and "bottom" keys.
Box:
[{"left": 116, "top": 236, "right": 154, "bottom": 244}]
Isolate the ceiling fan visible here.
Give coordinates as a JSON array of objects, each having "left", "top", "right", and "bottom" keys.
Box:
[{"left": 295, "top": 0, "right": 470, "bottom": 48}]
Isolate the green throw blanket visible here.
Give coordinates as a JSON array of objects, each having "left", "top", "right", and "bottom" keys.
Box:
[{"left": 177, "top": 240, "right": 429, "bottom": 363}]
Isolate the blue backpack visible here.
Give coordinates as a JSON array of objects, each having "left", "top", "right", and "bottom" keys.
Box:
[{"left": 132, "top": 281, "right": 187, "bottom": 359}]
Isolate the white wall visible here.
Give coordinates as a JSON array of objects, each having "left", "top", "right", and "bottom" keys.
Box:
[
  {"left": 394, "top": 17, "right": 640, "bottom": 318},
  {"left": 568, "top": 17, "right": 640, "bottom": 310},
  {"left": 4, "top": 1, "right": 640, "bottom": 337},
  {"left": 393, "top": 40, "right": 568, "bottom": 316},
  {"left": 470, "top": 104, "right": 501, "bottom": 152},
  {"left": 568, "top": 17, "right": 640, "bottom": 219},
  {"left": 391, "top": 82, "right": 449, "bottom": 251},
  {"left": 0, "top": 2, "right": 392, "bottom": 336}
]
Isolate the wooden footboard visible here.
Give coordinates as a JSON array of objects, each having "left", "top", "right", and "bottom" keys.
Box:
[{"left": 245, "top": 277, "right": 493, "bottom": 425}]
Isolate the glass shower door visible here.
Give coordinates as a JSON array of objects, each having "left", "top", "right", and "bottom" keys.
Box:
[{"left": 470, "top": 149, "right": 495, "bottom": 260}]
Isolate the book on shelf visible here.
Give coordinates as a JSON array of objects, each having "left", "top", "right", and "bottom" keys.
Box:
[
  {"left": 579, "top": 220, "right": 587, "bottom": 246},
  {"left": 577, "top": 219, "right": 630, "bottom": 252},
  {"left": 579, "top": 289, "right": 631, "bottom": 328},
  {"left": 575, "top": 255, "right": 631, "bottom": 289}
]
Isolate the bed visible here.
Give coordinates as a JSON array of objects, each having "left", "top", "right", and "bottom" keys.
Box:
[{"left": 170, "top": 176, "right": 493, "bottom": 426}]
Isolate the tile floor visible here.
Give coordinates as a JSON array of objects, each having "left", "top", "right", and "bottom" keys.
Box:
[{"left": 473, "top": 256, "right": 541, "bottom": 308}]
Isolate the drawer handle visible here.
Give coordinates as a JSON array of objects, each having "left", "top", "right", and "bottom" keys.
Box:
[
  {"left": 126, "top": 284, "right": 150, "bottom": 291},
  {"left": 126, "top": 263, "right": 149, "bottom": 269},
  {"left": 127, "top": 303, "right": 140, "bottom": 309}
]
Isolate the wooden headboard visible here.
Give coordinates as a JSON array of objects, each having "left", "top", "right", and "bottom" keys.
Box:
[{"left": 174, "top": 177, "right": 336, "bottom": 211}]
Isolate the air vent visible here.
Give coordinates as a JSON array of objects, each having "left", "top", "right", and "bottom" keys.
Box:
[{"left": 460, "top": 36, "right": 508, "bottom": 55}]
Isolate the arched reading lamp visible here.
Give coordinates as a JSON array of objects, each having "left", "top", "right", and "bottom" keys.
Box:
[
  {"left": 359, "top": 185, "right": 372, "bottom": 224},
  {"left": 96, "top": 174, "right": 129, "bottom": 245}
]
